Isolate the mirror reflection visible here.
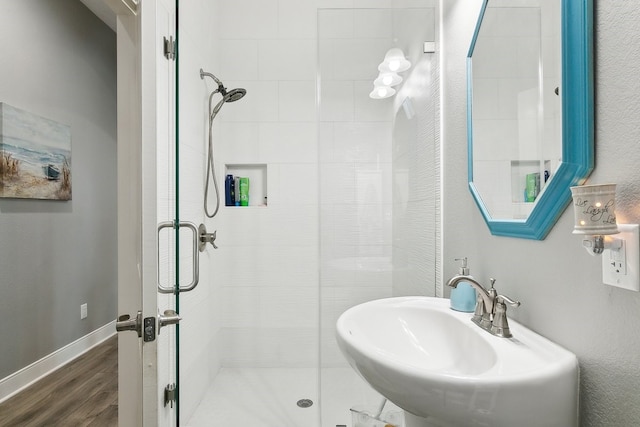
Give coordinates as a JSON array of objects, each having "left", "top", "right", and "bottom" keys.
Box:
[{"left": 470, "top": 0, "right": 561, "bottom": 219}]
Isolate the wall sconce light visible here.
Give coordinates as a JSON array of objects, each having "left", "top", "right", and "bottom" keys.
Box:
[
  {"left": 378, "top": 48, "right": 411, "bottom": 73},
  {"left": 369, "top": 72, "right": 401, "bottom": 99},
  {"left": 369, "top": 85, "right": 396, "bottom": 99},
  {"left": 570, "top": 183, "right": 639, "bottom": 291},
  {"left": 370, "top": 49, "right": 410, "bottom": 100},
  {"left": 374, "top": 72, "right": 402, "bottom": 87}
]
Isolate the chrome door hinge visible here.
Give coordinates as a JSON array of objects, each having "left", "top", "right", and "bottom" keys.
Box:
[
  {"left": 163, "top": 36, "right": 176, "bottom": 60},
  {"left": 164, "top": 383, "right": 177, "bottom": 408}
]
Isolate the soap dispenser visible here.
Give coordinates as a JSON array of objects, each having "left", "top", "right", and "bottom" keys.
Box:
[{"left": 450, "top": 257, "right": 477, "bottom": 312}]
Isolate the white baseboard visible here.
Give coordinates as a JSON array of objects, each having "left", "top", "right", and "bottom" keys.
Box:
[{"left": 0, "top": 321, "right": 116, "bottom": 404}]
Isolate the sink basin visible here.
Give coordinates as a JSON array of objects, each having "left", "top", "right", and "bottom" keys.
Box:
[{"left": 336, "top": 297, "right": 579, "bottom": 427}]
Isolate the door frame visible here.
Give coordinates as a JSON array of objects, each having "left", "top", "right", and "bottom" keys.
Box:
[{"left": 112, "top": 0, "right": 162, "bottom": 425}]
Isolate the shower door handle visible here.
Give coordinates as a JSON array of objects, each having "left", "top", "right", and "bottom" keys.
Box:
[
  {"left": 157, "top": 309, "right": 182, "bottom": 334},
  {"left": 157, "top": 221, "right": 200, "bottom": 294}
]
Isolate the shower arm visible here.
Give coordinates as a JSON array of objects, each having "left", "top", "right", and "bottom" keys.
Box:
[
  {"left": 200, "top": 68, "right": 222, "bottom": 86},
  {"left": 201, "top": 68, "right": 227, "bottom": 100}
]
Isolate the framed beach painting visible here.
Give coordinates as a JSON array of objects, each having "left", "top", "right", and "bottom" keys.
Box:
[{"left": 0, "top": 103, "right": 72, "bottom": 200}]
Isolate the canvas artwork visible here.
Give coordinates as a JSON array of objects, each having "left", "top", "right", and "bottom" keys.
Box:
[{"left": 0, "top": 103, "right": 72, "bottom": 200}]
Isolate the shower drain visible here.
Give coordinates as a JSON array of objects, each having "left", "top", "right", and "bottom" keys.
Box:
[{"left": 296, "top": 398, "right": 313, "bottom": 408}]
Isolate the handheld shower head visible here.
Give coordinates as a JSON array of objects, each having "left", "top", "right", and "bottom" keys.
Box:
[
  {"left": 201, "top": 68, "right": 247, "bottom": 219},
  {"left": 209, "top": 88, "right": 247, "bottom": 118},
  {"left": 224, "top": 88, "right": 246, "bottom": 103}
]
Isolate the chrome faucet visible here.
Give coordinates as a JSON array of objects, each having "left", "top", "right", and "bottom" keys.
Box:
[{"left": 446, "top": 275, "right": 520, "bottom": 338}]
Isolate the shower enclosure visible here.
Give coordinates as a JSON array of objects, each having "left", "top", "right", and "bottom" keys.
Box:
[
  {"left": 117, "top": 2, "right": 439, "bottom": 426},
  {"left": 317, "top": 8, "right": 440, "bottom": 427}
]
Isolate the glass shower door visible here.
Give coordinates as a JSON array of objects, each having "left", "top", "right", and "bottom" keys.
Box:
[
  {"left": 157, "top": 0, "right": 206, "bottom": 423},
  {"left": 170, "top": 1, "right": 324, "bottom": 424},
  {"left": 156, "top": 0, "right": 180, "bottom": 425}
]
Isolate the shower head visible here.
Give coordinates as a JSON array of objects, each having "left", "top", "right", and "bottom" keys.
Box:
[
  {"left": 210, "top": 88, "right": 246, "bottom": 117},
  {"left": 224, "top": 88, "right": 246, "bottom": 103},
  {"left": 200, "top": 68, "right": 246, "bottom": 100},
  {"left": 201, "top": 68, "right": 246, "bottom": 118}
]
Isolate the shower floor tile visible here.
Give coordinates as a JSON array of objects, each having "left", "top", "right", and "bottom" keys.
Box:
[
  {"left": 321, "top": 367, "right": 400, "bottom": 427},
  {"left": 185, "top": 367, "right": 398, "bottom": 427},
  {"left": 185, "top": 368, "right": 319, "bottom": 427}
]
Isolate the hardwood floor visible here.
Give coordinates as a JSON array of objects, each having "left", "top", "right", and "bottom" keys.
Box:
[{"left": 0, "top": 336, "right": 118, "bottom": 427}]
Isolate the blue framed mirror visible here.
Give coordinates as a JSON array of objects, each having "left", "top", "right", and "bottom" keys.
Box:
[{"left": 467, "top": 0, "right": 593, "bottom": 240}]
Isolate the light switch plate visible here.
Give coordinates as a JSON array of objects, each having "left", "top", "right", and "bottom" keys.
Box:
[{"left": 602, "top": 224, "right": 639, "bottom": 291}]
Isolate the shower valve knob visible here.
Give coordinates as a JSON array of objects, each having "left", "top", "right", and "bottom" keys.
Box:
[{"left": 198, "top": 223, "right": 218, "bottom": 251}]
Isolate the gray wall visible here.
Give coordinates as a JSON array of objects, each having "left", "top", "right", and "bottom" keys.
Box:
[
  {"left": 0, "top": 0, "right": 116, "bottom": 379},
  {"left": 443, "top": 0, "right": 640, "bottom": 425}
]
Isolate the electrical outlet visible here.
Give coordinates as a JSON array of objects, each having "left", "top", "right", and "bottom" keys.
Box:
[
  {"left": 602, "top": 224, "right": 640, "bottom": 291},
  {"left": 606, "top": 240, "right": 627, "bottom": 275},
  {"left": 81, "top": 303, "right": 88, "bottom": 320}
]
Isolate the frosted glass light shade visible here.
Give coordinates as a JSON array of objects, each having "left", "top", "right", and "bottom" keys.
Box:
[
  {"left": 369, "top": 85, "right": 396, "bottom": 99},
  {"left": 378, "top": 48, "right": 411, "bottom": 73},
  {"left": 374, "top": 72, "right": 402, "bottom": 87},
  {"left": 570, "top": 184, "right": 619, "bottom": 235}
]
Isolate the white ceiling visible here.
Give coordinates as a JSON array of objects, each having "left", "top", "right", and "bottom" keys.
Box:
[{"left": 79, "top": 0, "right": 116, "bottom": 31}]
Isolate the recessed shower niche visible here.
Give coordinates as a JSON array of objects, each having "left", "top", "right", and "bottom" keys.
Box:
[{"left": 224, "top": 163, "right": 267, "bottom": 207}]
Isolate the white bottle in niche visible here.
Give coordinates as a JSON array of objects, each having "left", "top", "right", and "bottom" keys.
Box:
[{"left": 450, "top": 257, "right": 477, "bottom": 312}]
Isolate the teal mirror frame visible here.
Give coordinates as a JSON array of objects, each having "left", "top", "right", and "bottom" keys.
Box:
[{"left": 466, "top": 0, "right": 594, "bottom": 240}]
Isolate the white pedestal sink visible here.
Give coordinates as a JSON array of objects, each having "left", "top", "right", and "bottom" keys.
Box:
[{"left": 336, "top": 297, "right": 579, "bottom": 427}]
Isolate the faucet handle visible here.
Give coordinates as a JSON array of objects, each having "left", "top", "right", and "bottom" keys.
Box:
[
  {"left": 496, "top": 294, "right": 520, "bottom": 307},
  {"left": 488, "top": 278, "right": 498, "bottom": 300},
  {"left": 491, "top": 295, "right": 520, "bottom": 338}
]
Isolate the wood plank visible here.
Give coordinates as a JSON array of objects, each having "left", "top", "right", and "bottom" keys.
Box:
[
  {"left": 59, "top": 380, "right": 117, "bottom": 425},
  {"left": 0, "top": 337, "right": 118, "bottom": 427},
  {"left": 85, "top": 404, "right": 118, "bottom": 427}
]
